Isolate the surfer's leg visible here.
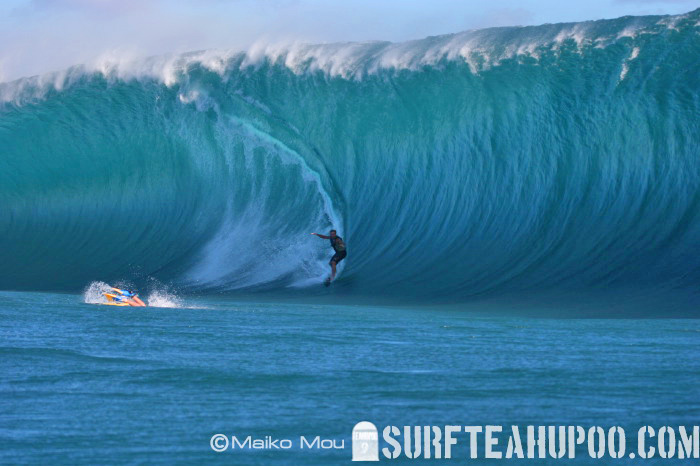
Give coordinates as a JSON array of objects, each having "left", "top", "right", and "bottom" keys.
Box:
[
  {"left": 330, "top": 260, "right": 337, "bottom": 281},
  {"left": 328, "top": 251, "right": 346, "bottom": 282}
]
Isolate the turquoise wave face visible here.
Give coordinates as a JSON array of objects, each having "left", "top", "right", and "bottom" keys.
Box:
[{"left": 1, "top": 10, "right": 699, "bottom": 303}]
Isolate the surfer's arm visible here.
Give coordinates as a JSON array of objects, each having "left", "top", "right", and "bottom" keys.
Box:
[{"left": 311, "top": 233, "right": 330, "bottom": 239}]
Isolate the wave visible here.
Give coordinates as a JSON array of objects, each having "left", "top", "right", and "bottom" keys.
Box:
[{"left": 1, "top": 9, "right": 700, "bottom": 306}]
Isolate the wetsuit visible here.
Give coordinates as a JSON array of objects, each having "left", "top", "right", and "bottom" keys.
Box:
[{"left": 330, "top": 236, "right": 347, "bottom": 264}]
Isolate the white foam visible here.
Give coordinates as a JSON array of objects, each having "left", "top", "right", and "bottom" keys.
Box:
[
  {"left": 553, "top": 24, "right": 589, "bottom": 47},
  {"left": 178, "top": 90, "right": 200, "bottom": 104},
  {"left": 146, "top": 289, "right": 183, "bottom": 308},
  {"left": 657, "top": 14, "right": 686, "bottom": 31},
  {"left": 629, "top": 47, "right": 640, "bottom": 61},
  {"left": 617, "top": 27, "right": 639, "bottom": 40},
  {"left": 83, "top": 281, "right": 112, "bottom": 304},
  {"left": 620, "top": 63, "right": 630, "bottom": 81},
  {"left": 619, "top": 46, "right": 640, "bottom": 81}
]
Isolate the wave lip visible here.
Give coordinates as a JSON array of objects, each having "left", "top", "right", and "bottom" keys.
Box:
[{"left": 2, "top": 8, "right": 698, "bottom": 103}]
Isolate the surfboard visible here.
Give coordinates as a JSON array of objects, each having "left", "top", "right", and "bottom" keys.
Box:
[{"left": 103, "top": 291, "right": 130, "bottom": 306}]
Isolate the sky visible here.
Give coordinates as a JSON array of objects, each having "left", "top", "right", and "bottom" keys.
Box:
[{"left": 0, "top": 0, "right": 698, "bottom": 82}]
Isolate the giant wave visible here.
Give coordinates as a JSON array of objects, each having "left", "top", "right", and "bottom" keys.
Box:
[{"left": 1, "top": 9, "right": 699, "bottom": 307}]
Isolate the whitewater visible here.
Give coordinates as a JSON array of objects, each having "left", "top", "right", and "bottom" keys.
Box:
[{"left": 1, "top": 9, "right": 699, "bottom": 309}]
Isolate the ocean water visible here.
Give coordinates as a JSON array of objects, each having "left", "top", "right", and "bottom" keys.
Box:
[
  {"left": 1, "top": 291, "right": 699, "bottom": 464},
  {"left": 2, "top": 7, "right": 700, "bottom": 464}
]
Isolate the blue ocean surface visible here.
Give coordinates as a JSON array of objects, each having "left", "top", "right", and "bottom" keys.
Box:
[{"left": 1, "top": 291, "right": 699, "bottom": 464}]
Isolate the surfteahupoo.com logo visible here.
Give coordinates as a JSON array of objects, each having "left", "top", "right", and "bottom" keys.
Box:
[{"left": 210, "top": 422, "right": 699, "bottom": 461}]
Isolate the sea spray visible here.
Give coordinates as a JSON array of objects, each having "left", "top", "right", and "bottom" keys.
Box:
[
  {"left": 83, "top": 281, "right": 113, "bottom": 305},
  {"left": 146, "top": 289, "right": 184, "bottom": 308}
]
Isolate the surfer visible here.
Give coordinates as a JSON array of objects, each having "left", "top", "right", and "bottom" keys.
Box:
[
  {"left": 108, "top": 287, "right": 146, "bottom": 306},
  {"left": 311, "top": 230, "right": 346, "bottom": 285}
]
